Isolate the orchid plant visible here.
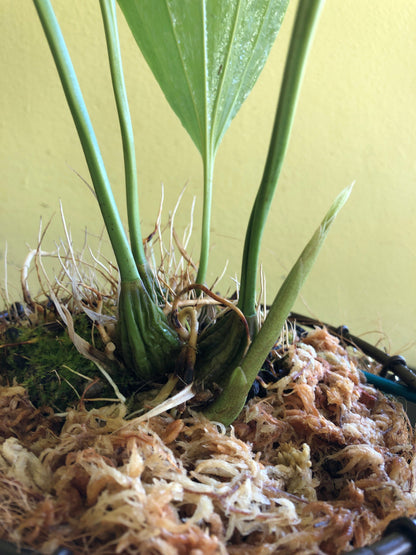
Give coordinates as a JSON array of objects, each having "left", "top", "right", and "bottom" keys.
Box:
[{"left": 32, "top": 0, "right": 351, "bottom": 424}]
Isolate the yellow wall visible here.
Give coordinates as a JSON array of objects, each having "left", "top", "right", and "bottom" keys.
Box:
[{"left": 1, "top": 1, "right": 416, "bottom": 365}]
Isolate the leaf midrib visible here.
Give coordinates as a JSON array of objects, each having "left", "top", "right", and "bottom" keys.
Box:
[
  {"left": 164, "top": 0, "right": 204, "bottom": 152},
  {"left": 210, "top": 0, "right": 242, "bottom": 155},
  {"left": 211, "top": 0, "right": 278, "bottom": 153}
]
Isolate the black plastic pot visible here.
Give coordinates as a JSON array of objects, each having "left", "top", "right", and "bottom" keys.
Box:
[
  {"left": 347, "top": 517, "right": 416, "bottom": 555},
  {"left": 0, "top": 542, "right": 71, "bottom": 555}
]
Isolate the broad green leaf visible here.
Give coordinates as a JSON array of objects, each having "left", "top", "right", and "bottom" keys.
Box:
[{"left": 117, "top": 0, "right": 289, "bottom": 156}]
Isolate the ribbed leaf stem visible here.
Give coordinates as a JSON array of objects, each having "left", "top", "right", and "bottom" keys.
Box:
[
  {"left": 196, "top": 151, "right": 214, "bottom": 285},
  {"left": 238, "top": 0, "right": 326, "bottom": 321},
  {"left": 99, "top": 0, "right": 158, "bottom": 300},
  {"left": 33, "top": 0, "right": 139, "bottom": 283}
]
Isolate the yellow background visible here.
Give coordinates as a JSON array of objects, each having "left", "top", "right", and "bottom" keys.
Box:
[{"left": 1, "top": 1, "right": 416, "bottom": 365}]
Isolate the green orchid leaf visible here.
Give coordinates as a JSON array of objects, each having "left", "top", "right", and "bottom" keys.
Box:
[
  {"left": 117, "top": 0, "right": 289, "bottom": 156},
  {"left": 204, "top": 183, "right": 353, "bottom": 425}
]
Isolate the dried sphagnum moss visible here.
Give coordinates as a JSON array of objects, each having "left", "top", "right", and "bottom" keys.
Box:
[{"left": 0, "top": 328, "right": 415, "bottom": 555}]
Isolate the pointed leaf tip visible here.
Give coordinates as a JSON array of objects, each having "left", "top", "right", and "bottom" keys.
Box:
[{"left": 117, "top": 0, "right": 290, "bottom": 155}]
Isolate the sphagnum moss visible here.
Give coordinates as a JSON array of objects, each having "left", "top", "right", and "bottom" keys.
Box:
[{"left": 0, "top": 314, "right": 130, "bottom": 411}]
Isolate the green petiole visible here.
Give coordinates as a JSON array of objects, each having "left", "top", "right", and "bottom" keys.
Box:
[
  {"left": 196, "top": 150, "right": 214, "bottom": 285},
  {"left": 33, "top": 0, "right": 139, "bottom": 284},
  {"left": 99, "top": 0, "right": 157, "bottom": 299},
  {"left": 238, "top": 0, "right": 326, "bottom": 330}
]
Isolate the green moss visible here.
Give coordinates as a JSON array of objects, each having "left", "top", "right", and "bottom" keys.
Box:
[{"left": 0, "top": 314, "right": 134, "bottom": 412}]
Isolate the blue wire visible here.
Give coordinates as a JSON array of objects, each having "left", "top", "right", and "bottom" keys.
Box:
[{"left": 362, "top": 370, "right": 416, "bottom": 404}]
